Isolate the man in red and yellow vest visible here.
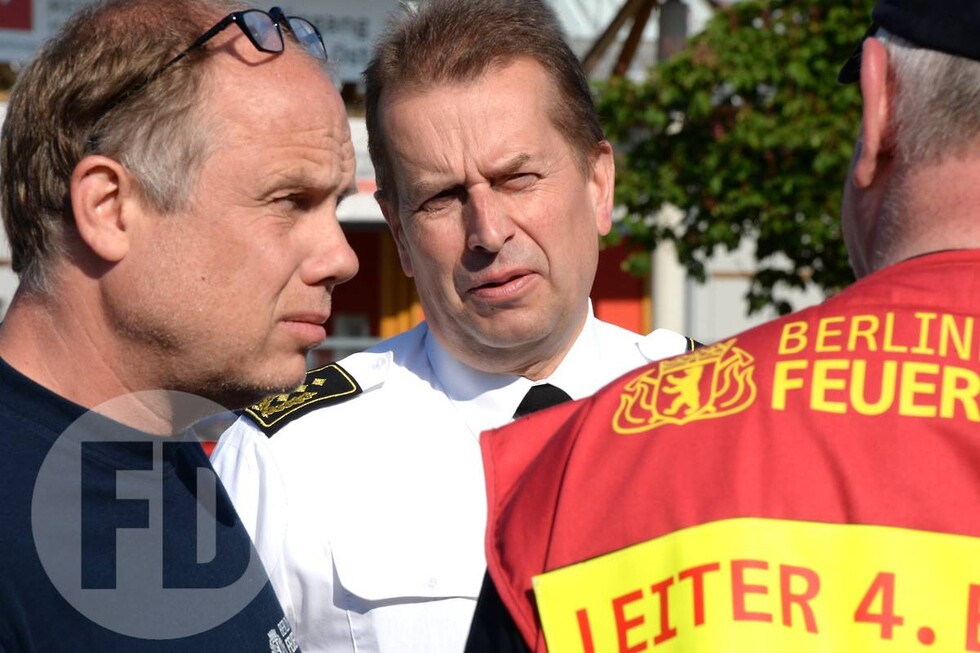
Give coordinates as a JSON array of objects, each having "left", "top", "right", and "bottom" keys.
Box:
[{"left": 465, "top": 1, "right": 980, "bottom": 651}]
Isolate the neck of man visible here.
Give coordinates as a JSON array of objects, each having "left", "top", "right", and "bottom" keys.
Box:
[
  {"left": 872, "top": 154, "right": 980, "bottom": 271},
  {"left": 443, "top": 307, "right": 589, "bottom": 381},
  {"left": 0, "top": 280, "right": 194, "bottom": 435}
]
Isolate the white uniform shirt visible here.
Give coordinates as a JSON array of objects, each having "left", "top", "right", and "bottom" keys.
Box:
[{"left": 212, "top": 308, "right": 692, "bottom": 653}]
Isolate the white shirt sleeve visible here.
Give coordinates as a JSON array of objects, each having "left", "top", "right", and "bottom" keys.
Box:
[{"left": 211, "top": 416, "right": 296, "bottom": 623}]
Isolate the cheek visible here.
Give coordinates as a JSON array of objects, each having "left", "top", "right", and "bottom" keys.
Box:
[
  {"left": 561, "top": 211, "right": 601, "bottom": 258},
  {"left": 416, "top": 259, "right": 459, "bottom": 300},
  {"left": 543, "top": 216, "right": 600, "bottom": 292},
  {"left": 406, "top": 225, "right": 461, "bottom": 280},
  {"left": 217, "top": 233, "right": 286, "bottom": 278},
  {"left": 394, "top": 240, "right": 415, "bottom": 278}
]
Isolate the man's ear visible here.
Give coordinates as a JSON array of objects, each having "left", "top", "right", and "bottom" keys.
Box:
[
  {"left": 70, "top": 155, "right": 134, "bottom": 263},
  {"left": 589, "top": 140, "right": 615, "bottom": 237},
  {"left": 376, "top": 190, "right": 414, "bottom": 278},
  {"left": 853, "top": 37, "right": 892, "bottom": 189}
]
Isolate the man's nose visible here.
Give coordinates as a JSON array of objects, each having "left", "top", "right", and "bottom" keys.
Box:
[
  {"left": 465, "top": 188, "right": 515, "bottom": 254},
  {"left": 301, "top": 212, "right": 359, "bottom": 287}
]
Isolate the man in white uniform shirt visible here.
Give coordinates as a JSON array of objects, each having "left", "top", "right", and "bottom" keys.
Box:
[{"left": 212, "top": 0, "right": 697, "bottom": 651}]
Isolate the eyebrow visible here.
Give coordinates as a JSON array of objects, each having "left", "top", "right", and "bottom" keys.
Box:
[
  {"left": 264, "top": 167, "right": 352, "bottom": 197},
  {"left": 493, "top": 153, "right": 532, "bottom": 177},
  {"left": 406, "top": 152, "right": 535, "bottom": 201}
]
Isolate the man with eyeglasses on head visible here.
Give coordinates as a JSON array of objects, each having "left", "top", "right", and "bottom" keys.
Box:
[
  {"left": 0, "top": 0, "right": 356, "bottom": 650},
  {"left": 211, "top": 0, "right": 697, "bottom": 651}
]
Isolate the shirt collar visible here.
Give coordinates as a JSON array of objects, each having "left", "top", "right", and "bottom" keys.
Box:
[{"left": 425, "top": 303, "right": 604, "bottom": 435}]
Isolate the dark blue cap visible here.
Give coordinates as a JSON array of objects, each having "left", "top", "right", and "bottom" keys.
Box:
[{"left": 838, "top": 0, "right": 980, "bottom": 83}]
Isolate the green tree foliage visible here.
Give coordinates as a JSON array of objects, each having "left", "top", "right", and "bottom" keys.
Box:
[{"left": 596, "top": 0, "right": 874, "bottom": 314}]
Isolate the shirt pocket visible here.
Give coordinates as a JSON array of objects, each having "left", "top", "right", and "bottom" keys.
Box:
[{"left": 328, "top": 490, "right": 487, "bottom": 603}]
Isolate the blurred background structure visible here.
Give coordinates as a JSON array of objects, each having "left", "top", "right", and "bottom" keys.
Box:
[{"left": 2, "top": 0, "right": 869, "bottom": 360}]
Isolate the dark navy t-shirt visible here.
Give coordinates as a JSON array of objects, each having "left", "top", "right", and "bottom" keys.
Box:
[{"left": 0, "top": 357, "right": 298, "bottom": 651}]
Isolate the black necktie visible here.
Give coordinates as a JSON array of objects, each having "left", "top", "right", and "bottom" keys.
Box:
[{"left": 513, "top": 383, "right": 572, "bottom": 419}]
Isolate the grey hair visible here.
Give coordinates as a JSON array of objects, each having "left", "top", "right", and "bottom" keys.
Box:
[
  {"left": 878, "top": 28, "right": 980, "bottom": 166},
  {"left": 864, "top": 29, "right": 980, "bottom": 271}
]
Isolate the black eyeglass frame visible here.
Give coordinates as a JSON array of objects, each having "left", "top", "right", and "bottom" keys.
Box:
[
  {"left": 161, "top": 6, "right": 326, "bottom": 76},
  {"left": 86, "top": 7, "right": 327, "bottom": 153}
]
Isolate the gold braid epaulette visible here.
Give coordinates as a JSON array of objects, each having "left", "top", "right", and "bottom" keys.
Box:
[{"left": 244, "top": 363, "right": 362, "bottom": 437}]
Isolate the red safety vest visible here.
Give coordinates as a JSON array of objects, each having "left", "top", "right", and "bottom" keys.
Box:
[{"left": 483, "top": 250, "right": 980, "bottom": 652}]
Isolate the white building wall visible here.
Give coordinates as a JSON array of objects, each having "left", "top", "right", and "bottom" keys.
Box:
[
  {"left": 0, "top": 101, "right": 16, "bottom": 319},
  {"left": 687, "top": 243, "right": 826, "bottom": 343}
]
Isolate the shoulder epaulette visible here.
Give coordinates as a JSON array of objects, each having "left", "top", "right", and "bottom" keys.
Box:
[{"left": 244, "top": 363, "right": 362, "bottom": 437}]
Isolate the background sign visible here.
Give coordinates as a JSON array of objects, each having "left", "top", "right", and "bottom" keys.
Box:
[
  {"left": 0, "top": 0, "right": 33, "bottom": 31},
  {"left": 0, "top": 0, "right": 398, "bottom": 84},
  {"left": 281, "top": 0, "right": 398, "bottom": 85}
]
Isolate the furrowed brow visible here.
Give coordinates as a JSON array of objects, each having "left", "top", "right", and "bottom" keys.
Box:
[
  {"left": 264, "top": 169, "right": 323, "bottom": 191},
  {"left": 492, "top": 153, "right": 532, "bottom": 177},
  {"left": 404, "top": 152, "right": 534, "bottom": 205}
]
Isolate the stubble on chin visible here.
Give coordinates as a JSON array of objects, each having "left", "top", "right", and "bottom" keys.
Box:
[{"left": 193, "top": 369, "right": 306, "bottom": 412}]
